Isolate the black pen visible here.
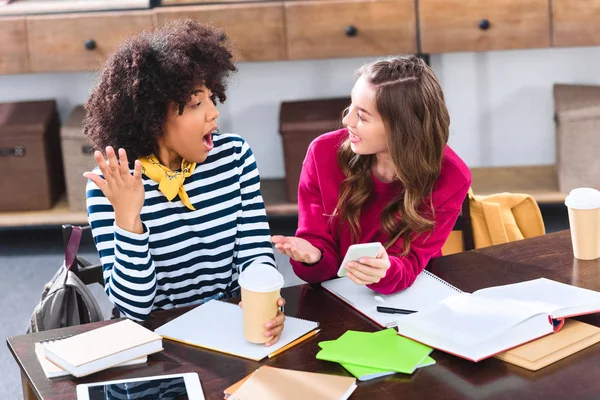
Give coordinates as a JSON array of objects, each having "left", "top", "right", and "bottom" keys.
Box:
[{"left": 376, "top": 306, "right": 417, "bottom": 315}]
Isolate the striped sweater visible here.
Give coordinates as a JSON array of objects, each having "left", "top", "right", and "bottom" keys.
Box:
[{"left": 86, "top": 133, "right": 276, "bottom": 320}]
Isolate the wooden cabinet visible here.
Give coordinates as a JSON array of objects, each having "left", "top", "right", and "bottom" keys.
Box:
[
  {"left": 156, "top": 3, "right": 285, "bottom": 62},
  {"left": 420, "top": 0, "right": 550, "bottom": 53},
  {"left": 285, "top": 0, "right": 416, "bottom": 60},
  {"left": 552, "top": 0, "right": 600, "bottom": 47},
  {"left": 0, "top": 18, "right": 29, "bottom": 74},
  {"left": 27, "top": 11, "right": 153, "bottom": 73}
]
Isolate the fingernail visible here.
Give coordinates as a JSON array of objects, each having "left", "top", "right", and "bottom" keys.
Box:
[
  {"left": 265, "top": 322, "right": 273, "bottom": 328},
  {"left": 265, "top": 331, "right": 272, "bottom": 337},
  {"left": 359, "top": 259, "right": 365, "bottom": 263},
  {"left": 265, "top": 342, "right": 272, "bottom": 347}
]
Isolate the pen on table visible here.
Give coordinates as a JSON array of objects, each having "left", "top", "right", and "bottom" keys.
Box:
[
  {"left": 268, "top": 329, "right": 321, "bottom": 358},
  {"left": 376, "top": 306, "right": 417, "bottom": 315}
]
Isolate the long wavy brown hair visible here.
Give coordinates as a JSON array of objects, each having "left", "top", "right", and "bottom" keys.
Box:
[{"left": 335, "top": 56, "right": 450, "bottom": 255}]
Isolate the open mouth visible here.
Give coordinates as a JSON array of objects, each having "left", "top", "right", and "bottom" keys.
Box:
[
  {"left": 202, "top": 128, "right": 215, "bottom": 151},
  {"left": 348, "top": 130, "right": 362, "bottom": 143}
]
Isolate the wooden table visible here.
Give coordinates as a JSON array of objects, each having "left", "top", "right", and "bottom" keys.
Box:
[{"left": 8, "top": 230, "right": 600, "bottom": 400}]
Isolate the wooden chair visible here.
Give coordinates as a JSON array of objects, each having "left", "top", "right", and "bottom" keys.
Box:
[{"left": 441, "top": 193, "right": 475, "bottom": 255}]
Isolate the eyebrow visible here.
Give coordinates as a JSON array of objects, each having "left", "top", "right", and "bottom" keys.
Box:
[
  {"left": 356, "top": 106, "right": 372, "bottom": 116},
  {"left": 191, "top": 89, "right": 204, "bottom": 96}
]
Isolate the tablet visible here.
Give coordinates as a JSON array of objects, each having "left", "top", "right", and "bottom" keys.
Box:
[
  {"left": 76, "top": 373, "right": 204, "bottom": 400},
  {"left": 337, "top": 242, "right": 382, "bottom": 277}
]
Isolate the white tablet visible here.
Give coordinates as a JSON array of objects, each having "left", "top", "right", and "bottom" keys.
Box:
[
  {"left": 76, "top": 372, "right": 204, "bottom": 400},
  {"left": 337, "top": 242, "right": 382, "bottom": 277}
]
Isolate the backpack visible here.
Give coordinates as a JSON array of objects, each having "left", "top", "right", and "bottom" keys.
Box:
[
  {"left": 468, "top": 188, "right": 546, "bottom": 248},
  {"left": 27, "top": 226, "right": 104, "bottom": 333}
]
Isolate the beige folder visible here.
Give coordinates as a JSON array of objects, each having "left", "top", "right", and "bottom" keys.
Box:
[
  {"left": 229, "top": 366, "right": 357, "bottom": 400},
  {"left": 495, "top": 320, "right": 600, "bottom": 371}
]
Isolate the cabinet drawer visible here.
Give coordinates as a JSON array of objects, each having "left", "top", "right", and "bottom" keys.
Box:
[
  {"left": 0, "top": 18, "right": 29, "bottom": 74},
  {"left": 286, "top": 0, "right": 416, "bottom": 60},
  {"left": 553, "top": 0, "right": 600, "bottom": 47},
  {"left": 420, "top": 0, "right": 550, "bottom": 53},
  {"left": 156, "top": 3, "right": 285, "bottom": 62},
  {"left": 27, "top": 11, "right": 154, "bottom": 73}
]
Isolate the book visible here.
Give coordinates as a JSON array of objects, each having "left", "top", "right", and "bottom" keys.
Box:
[
  {"left": 395, "top": 278, "right": 600, "bottom": 362},
  {"left": 35, "top": 342, "right": 147, "bottom": 378},
  {"left": 155, "top": 300, "right": 319, "bottom": 361},
  {"left": 43, "top": 319, "right": 163, "bottom": 378},
  {"left": 321, "top": 269, "right": 462, "bottom": 328},
  {"left": 495, "top": 319, "right": 600, "bottom": 370},
  {"left": 316, "top": 328, "right": 433, "bottom": 373},
  {"left": 318, "top": 330, "right": 435, "bottom": 381},
  {"left": 228, "top": 366, "right": 357, "bottom": 400}
]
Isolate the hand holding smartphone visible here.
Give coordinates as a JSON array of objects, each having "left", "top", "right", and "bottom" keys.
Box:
[{"left": 337, "top": 242, "right": 382, "bottom": 278}]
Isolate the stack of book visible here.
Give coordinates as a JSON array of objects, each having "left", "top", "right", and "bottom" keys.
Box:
[{"left": 36, "top": 319, "right": 163, "bottom": 378}]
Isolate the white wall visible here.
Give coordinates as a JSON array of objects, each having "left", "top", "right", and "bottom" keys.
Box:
[{"left": 2, "top": 46, "right": 600, "bottom": 178}]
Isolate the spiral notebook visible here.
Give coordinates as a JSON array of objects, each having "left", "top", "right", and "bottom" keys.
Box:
[
  {"left": 322, "top": 270, "right": 462, "bottom": 328},
  {"left": 155, "top": 300, "right": 319, "bottom": 361}
]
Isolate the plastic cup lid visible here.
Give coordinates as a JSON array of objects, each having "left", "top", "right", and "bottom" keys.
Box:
[
  {"left": 565, "top": 187, "right": 600, "bottom": 210},
  {"left": 238, "top": 263, "right": 284, "bottom": 293}
]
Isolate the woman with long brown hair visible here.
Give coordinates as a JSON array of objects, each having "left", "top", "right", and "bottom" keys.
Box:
[{"left": 272, "top": 55, "right": 471, "bottom": 294}]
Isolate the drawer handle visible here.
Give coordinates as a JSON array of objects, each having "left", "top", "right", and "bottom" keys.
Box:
[
  {"left": 479, "top": 19, "right": 491, "bottom": 30},
  {"left": 345, "top": 25, "right": 358, "bottom": 37},
  {"left": 0, "top": 146, "right": 25, "bottom": 157},
  {"left": 81, "top": 145, "right": 94, "bottom": 155},
  {"left": 84, "top": 39, "right": 97, "bottom": 50}
]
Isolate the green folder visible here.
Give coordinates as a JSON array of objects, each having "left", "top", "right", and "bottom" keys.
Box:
[
  {"left": 340, "top": 356, "right": 435, "bottom": 381},
  {"left": 316, "top": 329, "right": 433, "bottom": 374}
]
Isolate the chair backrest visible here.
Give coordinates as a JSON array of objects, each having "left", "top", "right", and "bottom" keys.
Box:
[{"left": 441, "top": 193, "right": 475, "bottom": 256}]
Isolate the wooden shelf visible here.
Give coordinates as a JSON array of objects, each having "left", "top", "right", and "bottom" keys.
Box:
[
  {"left": 0, "top": 167, "right": 564, "bottom": 228},
  {"left": 0, "top": 179, "right": 297, "bottom": 228},
  {"left": 470, "top": 165, "right": 565, "bottom": 204}
]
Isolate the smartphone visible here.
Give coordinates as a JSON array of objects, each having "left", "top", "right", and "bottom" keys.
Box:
[
  {"left": 337, "top": 242, "right": 382, "bottom": 277},
  {"left": 76, "top": 372, "right": 204, "bottom": 400}
]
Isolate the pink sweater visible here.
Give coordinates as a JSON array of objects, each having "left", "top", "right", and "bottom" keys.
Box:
[{"left": 291, "top": 129, "right": 472, "bottom": 295}]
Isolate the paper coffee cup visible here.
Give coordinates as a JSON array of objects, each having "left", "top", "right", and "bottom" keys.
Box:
[
  {"left": 565, "top": 188, "right": 600, "bottom": 260},
  {"left": 238, "top": 264, "right": 285, "bottom": 343}
]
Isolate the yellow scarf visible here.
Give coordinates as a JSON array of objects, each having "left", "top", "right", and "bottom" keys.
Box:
[{"left": 139, "top": 154, "right": 197, "bottom": 210}]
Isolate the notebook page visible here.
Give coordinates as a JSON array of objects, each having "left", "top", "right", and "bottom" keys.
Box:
[
  {"left": 473, "top": 278, "right": 600, "bottom": 319},
  {"left": 154, "top": 300, "right": 319, "bottom": 361},
  {"left": 396, "top": 293, "right": 554, "bottom": 361},
  {"left": 322, "top": 270, "right": 462, "bottom": 328}
]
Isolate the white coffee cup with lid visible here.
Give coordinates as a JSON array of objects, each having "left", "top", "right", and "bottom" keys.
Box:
[
  {"left": 238, "top": 264, "right": 285, "bottom": 343},
  {"left": 565, "top": 188, "right": 600, "bottom": 260}
]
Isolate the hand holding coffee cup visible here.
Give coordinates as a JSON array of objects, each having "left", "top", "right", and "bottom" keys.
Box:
[
  {"left": 238, "top": 263, "right": 286, "bottom": 346},
  {"left": 565, "top": 188, "right": 600, "bottom": 260}
]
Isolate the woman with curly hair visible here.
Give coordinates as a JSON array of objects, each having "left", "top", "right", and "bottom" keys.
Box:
[
  {"left": 273, "top": 56, "right": 471, "bottom": 295},
  {"left": 84, "top": 20, "right": 285, "bottom": 346}
]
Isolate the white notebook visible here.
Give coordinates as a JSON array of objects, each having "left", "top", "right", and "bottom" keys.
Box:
[
  {"left": 155, "top": 300, "right": 319, "bottom": 361},
  {"left": 322, "top": 270, "right": 462, "bottom": 328},
  {"left": 395, "top": 278, "right": 600, "bottom": 362}
]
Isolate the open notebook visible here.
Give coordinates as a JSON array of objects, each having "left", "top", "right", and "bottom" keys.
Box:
[
  {"left": 396, "top": 278, "right": 600, "bottom": 362},
  {"left": 155, "top": 300, "right": 319, "bottom": 361},
  {"left": 322, "top": 269, "right": 462, "bottom": 328}
]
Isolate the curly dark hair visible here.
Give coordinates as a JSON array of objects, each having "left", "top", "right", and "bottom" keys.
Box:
[{"left": 84, "top": 19, "right": 237, "bottom": 160}]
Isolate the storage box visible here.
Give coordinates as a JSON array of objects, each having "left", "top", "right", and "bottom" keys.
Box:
[
  {"left": 554, "top": 84, "right": 600, "bottom": 193},
  {"left": 279, "top": 97, "right": 349, "bottom": 202},
  {"left": 0, "top": 100, "right": 64, "bottom": 211},
  {"left": 60, "top": 106, "right": 96, "bottom": 212}
]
